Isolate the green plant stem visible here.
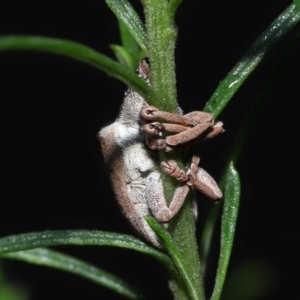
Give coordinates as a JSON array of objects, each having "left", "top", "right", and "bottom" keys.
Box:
[
  {"left": 166, "top": 190, "right": 204, "bottom": 300},
  {"left": 142, "top": 0, "right": 177, "bottom": 112},
  {"left": 146, "top": 216, "right": 201, "bottom": 300},
  {"left": 142, "top": 1, "right": 203, "bottom": 299}
]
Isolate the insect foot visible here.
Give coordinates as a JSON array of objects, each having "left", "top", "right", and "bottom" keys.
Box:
[
  {"left": 140, "top": 106, "right": 224, "bottom": 152},
  {"left": 162, "top": 155, "right": 222, "bottom": 202}
]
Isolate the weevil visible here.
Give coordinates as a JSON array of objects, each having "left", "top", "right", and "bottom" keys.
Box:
[{"left": 98, "top": 60, "right": 222, "bottom": 248}]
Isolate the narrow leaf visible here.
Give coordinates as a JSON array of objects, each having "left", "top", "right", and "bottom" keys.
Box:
[
  {"left": 0, "top": 36, "right": 158, "bottom": 104},
  {"left": 145, "top": 216, "right": 205, "bottom": 300},
  {"left": 105, "top": 0, "right": 147, "bottom": 53},
  {"left": 210, "top": 163, "right": 241, "bottom": 300},
  {"left": 117, "top": 18, "right": 142, "bottom": 67},
  {"left": 110, "top": 44, "right": 135, "bottom": 70},
  {"left": 0, "top": 230, "right": 170, "bottom": 268},
  {"left": 201, "top": 33, "right": 300, "bottom": 281},
  {"left": 227, "top": 32, "right": 300, "bottom": 167},
  {"left": 204, "top": 3, "right": 300, "bottom": 118},
  {"left": 2, "top": 248, "right": 144, "bottom": 299}
]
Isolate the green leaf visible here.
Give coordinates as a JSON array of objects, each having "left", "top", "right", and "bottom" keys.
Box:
[
  {"left": 227, "top": 32, "right": 300, "bottom": 168},
  {"left": 201, "top": 33, "right": 300, "bottom": 282},
  {"left": 204, "top": 3, "right": 300, "bottom": 118},
  {"left": 2, "top": 248, "right": 144, "bottom": 300},
  {"left": 117, "top": 18, "right": 143, "bottom": 67},
  {"left": 110, "top": 44, "right": 136, "bottom": 70},
  {"left": 105, "top": 0, "right": 147, "bottom": 53},
  {"left": 210, "top": 163, "right": 241, "bottom": 300},
  {"left": 0, "top": 230, "right": 171, "bottom": 269},
  {"left": 0, "top": 36, "right": 159, "bottom": 104},
  {"left": 145, "top": 216, "right": 205, "bottom": 300}
]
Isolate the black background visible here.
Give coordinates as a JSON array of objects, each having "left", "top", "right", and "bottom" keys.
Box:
[{"left": 0, "top": 1, "right": 299, "bottom": 299}]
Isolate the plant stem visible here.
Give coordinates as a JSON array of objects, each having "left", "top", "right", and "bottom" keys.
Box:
[
  {"left": 142, "top": 0, "right": 177, "bottom": 112},
  {"left": 142, "top": 1, "right": 204, "bottom": 299}
]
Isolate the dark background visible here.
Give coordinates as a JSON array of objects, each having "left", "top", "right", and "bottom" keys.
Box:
[{"left": 0, "top": 1, "right": 299, "bottom": 299}]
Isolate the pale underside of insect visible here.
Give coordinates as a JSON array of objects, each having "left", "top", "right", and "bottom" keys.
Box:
[{"left": 98, "top": 60, "right": 223, "bottom": 248}]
